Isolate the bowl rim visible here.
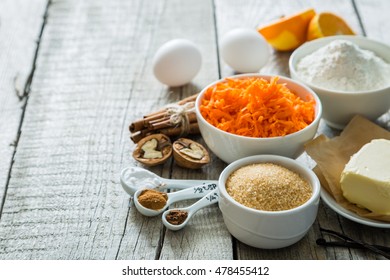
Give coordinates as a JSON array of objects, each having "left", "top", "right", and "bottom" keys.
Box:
[
  {"left": 289, "top": 35, "right": 390, "bottom": 95},
  {"left": 195, "top": 73, "right": 322, "bottom": 142},
  {"left": 218, "top": 154, "right": 321, "bottom": 215}
]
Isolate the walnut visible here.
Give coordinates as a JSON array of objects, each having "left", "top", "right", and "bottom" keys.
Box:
[
  {"left": 133, "top": 134, "right": 172, "bottom": 167},
  {"left": 173, "top": 138, "right": 210, "bottom": 169}
]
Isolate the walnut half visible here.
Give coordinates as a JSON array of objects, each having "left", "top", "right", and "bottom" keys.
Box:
[
  {"left": 133, "top": 134, "right": 172, "bottom": 167},
  {"left": 173, "top": 138, "right": 210, "bottom": 169}
]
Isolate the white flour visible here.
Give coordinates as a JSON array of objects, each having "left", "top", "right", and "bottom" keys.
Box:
[{"left": 296, "top": 39, "right": 390, "bottom": 92}]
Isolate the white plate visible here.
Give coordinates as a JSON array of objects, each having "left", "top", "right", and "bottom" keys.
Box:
[{"left": 320, "top": 188, "right": 390, "bottom": 228}]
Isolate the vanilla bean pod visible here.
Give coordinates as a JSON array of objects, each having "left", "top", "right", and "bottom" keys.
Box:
[{"left": 317, "top": 227, "right": 390, "bottom": 259}]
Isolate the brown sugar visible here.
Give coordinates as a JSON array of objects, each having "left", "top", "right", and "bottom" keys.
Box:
[
  {"left": 137, "top": 189, "right": 168, "bottom": 210},
  {"left": 226, "top": 163, "right": 312, "bottom": 211},
  {"left": 166, "top": 210, "right": 188, "bottom": 225}
]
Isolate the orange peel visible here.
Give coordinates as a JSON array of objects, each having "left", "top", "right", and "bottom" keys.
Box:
[
  {"left": 257, "top": 9, "right": 316, "bottom": 51},
  {"left": 307, "top": 12, "right": 355, "bottom": 41}
]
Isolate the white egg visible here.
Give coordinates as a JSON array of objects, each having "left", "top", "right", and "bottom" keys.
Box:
[
  {"left": 220, "top": 28, "right": 270, "bottom": 73},
  {"left": 152, "top": 39, "right": 202, "bottom": 87}
]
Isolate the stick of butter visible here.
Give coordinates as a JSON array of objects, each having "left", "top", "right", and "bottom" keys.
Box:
[{"left": 340, "top": 139, "right": 390, "bottom": 215}]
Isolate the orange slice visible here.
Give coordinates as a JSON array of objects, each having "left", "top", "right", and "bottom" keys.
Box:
[
  {"left": 307, "top": 12, "right": 355, "bottom": 41},
  {"left": 257, "top": 9, "right": 316, "bottom": 51}
]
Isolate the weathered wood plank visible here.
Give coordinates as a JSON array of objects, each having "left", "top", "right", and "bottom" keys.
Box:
[
  {"left": 115, "top": 0, "right": 233, "bottom": 260},
  {"left": 355, "top": 0, "right": 390, "bottom": 44},
  {"left": 0, "top": 0, "right": 48, "bottom": 215},
  {"left": 0, "top": 0, "right": 145, "bottom": 259}
]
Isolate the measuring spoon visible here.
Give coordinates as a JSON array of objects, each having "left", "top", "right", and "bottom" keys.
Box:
[
  {"left": 120, "top": 166, "right": 217, "bottom": 196},
  {"left": 162, "top": 190, "right": 219, "bottom": 231},
  {"left": 133, "top": 182, "right": 218, "bottom": 217}
]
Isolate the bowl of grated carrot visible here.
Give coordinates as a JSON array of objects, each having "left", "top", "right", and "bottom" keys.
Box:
[{"left": 195, "top": 74, "right": 322, "bottom": 163}]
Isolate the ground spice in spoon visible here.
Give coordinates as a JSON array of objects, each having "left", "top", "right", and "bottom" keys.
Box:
[
  {"left": 137, "top": 189, "right": 168, "bottom": 210},
  {"left": 166, "top": 210, "right": 188, "bottom": 225}
]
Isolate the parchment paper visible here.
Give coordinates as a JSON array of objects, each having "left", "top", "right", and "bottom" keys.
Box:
[{"left": 305, "top": 115, "right": 390, "bottom": 222}]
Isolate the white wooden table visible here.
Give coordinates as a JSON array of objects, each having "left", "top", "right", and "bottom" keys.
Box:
[{"left": 0, "top": 0, "right": 389, "bottom": 260}]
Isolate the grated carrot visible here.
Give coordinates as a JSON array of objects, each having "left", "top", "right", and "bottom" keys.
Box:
[{"left": 200, "top": 76, "right": 316, "bottom": 138}]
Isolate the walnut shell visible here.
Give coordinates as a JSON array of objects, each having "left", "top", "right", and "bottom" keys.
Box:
[
  {"left": 133, "top": 134, "right": 172, "bottom": 167},
  {"left": 173, "top": 138, "right": 210, "bottom": 169}
]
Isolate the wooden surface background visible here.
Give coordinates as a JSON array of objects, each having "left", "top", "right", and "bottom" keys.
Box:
[{"left": 0, "top": 0, "right": 389, "bottom": 260}]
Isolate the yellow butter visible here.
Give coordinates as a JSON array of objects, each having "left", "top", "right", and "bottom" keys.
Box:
[{"left": 340, "top": 139, "right": 390, "bottom": 215}]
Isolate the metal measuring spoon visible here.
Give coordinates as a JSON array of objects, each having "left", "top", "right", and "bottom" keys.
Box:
[
  {"left": 133, "top": 182, "right": 218, "bottom": 217},
  {"left": 120, "top": 166, "right": 217, "bottom": 196},
  {"left": 162, "top": 190, "right": 219, "bottom": 231}
]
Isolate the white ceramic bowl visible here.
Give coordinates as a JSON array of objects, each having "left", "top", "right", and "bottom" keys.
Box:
[
  {"left": 289, "top": 35, "right": 390, "bottom": 129},
  {"left": 218, "top": 155, "right": 320, "bottom": 249},
  {"left": 195, "top": 74, "right": 322, "bottom": 163}
]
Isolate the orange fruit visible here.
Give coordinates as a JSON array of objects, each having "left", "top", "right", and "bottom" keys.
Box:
[
  {"left": 307, "top": 12, "right": 355, "bottom": 41},
  {"left": 257, "top": 9, "right": 316, "bottom": 51}
]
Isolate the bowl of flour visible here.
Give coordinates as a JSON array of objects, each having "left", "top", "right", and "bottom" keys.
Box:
[{"left": 289, "top": 35, "right": 390, "bottom": 129}]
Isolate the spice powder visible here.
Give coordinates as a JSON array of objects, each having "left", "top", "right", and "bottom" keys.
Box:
[
  {"left": 137, "top": 189, "right": 168, "bottom": 210},
  {"left": 226, "top": 163, "right": 312, "bottom": 211},
  {"left": 166, "top": 210, "right": 188, "bottom": 225}
]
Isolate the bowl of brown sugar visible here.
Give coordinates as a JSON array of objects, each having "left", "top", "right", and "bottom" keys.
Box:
[{"left": 218, "top": 155, "right": 320, "bottom": 249}]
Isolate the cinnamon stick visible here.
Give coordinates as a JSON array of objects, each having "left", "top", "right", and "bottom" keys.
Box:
[
  {"left": 130, "top": 96, "right": 197, "bottom": 133},
  {"left": 131, "top": 110, "right": 196, "bottom": 133},
  {"left": 148, "top": 112, "right": 197, "bottom": 130},
  {"left": 130, "top": 121, "right": 200, "bottom": 143},
  {"left": 148, "top": 119, "right": 173, "bottom": 131},
  {"left": 148, "top": 115, "right": 170, "bottom": 126},
  {"left": 130, "top": 131, "right": 145, "bottom": 143},
  {"left": 130, "top": 111, "right": 167, "bottom": 133},
  {"left": 129, "top": 93, "right": 199, "bottom": 143},
  {"left": 161, "top": 122, "right": 199, "bottom": 136}
]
